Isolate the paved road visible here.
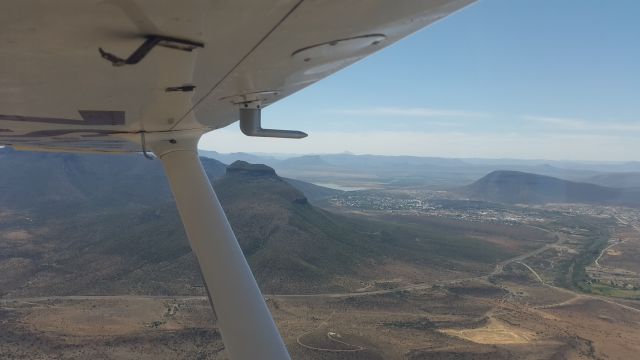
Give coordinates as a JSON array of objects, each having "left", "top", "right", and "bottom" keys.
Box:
[{"left": 0, "top": 295, "right": 206, "bottom": 304}]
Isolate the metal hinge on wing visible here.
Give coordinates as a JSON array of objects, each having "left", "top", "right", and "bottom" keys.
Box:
[
  {"left": 99, "top": 35, "right": 204, "bottom": 67},
  {"left": 238, "top": 102, "right": 307, "bottom": 139}
]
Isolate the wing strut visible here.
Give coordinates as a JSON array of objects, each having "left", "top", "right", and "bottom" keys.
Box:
[{"left": 150, "top": 134, "right": 290, "bottom": 360}]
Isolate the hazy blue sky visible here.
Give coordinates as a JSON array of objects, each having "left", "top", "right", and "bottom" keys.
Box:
[{"left": 200, "top": 0, "right": 640, "bottom": 161}]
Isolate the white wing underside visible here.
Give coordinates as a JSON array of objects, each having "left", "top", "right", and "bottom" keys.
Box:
[{"left": 0, "top": 0, "right": 474, "bottom": 153}]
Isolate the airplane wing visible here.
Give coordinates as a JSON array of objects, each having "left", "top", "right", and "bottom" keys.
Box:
[
  {"left": 1, "top": 2, "right": 477, "bottom": 359},
  {"left": 0, "top": 0, "right": 474, "bottom": 153}
]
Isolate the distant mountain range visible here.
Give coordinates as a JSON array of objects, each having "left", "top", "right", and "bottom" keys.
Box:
[
  {"left": 200, "top": 150, "right": 640, "bottom": 189},
  {"left": 583, "top": 172, "right": 640, "bottom": 189},
  {"left": 0, "top": 147, "right": 226, "bottom": 210},
  {"left": 0, "top": 148, "right": 336, "bottom": 209},
  {"left": 460, "top": 170, "right": 640, "bottom": 207},
  {"left": 0, "top": 149, "right": 520, "bottom": 297}
]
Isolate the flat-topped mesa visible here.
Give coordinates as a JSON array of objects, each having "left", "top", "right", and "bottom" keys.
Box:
[
  {"left": 219, "top": 160, "right": 308, "bottom": 205},
  {"left": 226, "top": 160, "right": 277, "bottom": 177}
]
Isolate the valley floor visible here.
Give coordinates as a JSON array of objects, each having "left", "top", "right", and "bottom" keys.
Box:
[
  {"left": 2, "top": 196, "right": 640, "bottom": 359},
  {"left": 2, "top": 277, "right": 639, "bottom": 359},
  {"left": 2, "top": 214, "right": 640, "bottom": 360}
]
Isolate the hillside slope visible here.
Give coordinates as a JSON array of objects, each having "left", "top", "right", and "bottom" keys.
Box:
[
  {"left": 0, "top": 147, "right": 227, "bottom": 210},
  {"left": 0, "top": 154, "right": 540, "bottom": 297}
]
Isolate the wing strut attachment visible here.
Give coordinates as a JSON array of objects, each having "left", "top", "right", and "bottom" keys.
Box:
[{"left": 149, "top": 133, "right": 291, "bottom": 360}]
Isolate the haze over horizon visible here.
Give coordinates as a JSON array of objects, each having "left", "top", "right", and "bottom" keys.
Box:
[
  {"left": 200, "top": 0, "right": 640, "bottom": 161},
  {"left": 198, "top": 147, "right": 640, "bottom": 165}
]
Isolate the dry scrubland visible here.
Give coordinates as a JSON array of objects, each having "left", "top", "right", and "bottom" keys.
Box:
[
  {"left": 2, "top": 211, "right": 640, "bottom": 359},
  {"left": 2, "top": 277, "right": 640, "bottom": 359}
]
